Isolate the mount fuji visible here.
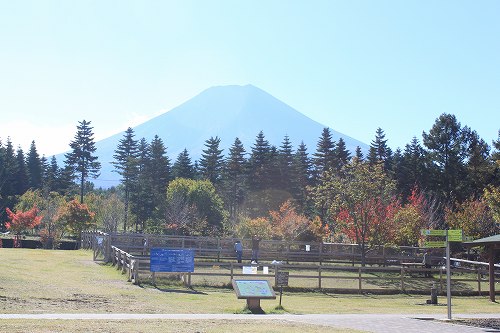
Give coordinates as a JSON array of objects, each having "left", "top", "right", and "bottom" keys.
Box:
[{"left": 86, "top": 84, "right": 368, "bottom": 188}]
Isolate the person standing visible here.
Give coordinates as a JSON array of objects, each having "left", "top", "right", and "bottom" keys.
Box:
[
  {"left": 251, "top": 235, "right": 260, "bottom": 264},
  {"left": 234, "top": 240, "right": 243, "bottom": 263},
  {"left": 423, "top": 250, "right": 432, "bottom": 277}
]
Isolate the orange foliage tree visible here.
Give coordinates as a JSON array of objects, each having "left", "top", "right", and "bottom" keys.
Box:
[
  {"left": 57, "top": 199, "right": 95, "bottom": 248},
  {"left": 5, "top": 206, "right": 43, "bottom": 247},
  {"left": 269, "top": 200, "right": 329, "bottom": 241},
  {"left": 393, "top": 187, "right": 435, "bottom": 246}
]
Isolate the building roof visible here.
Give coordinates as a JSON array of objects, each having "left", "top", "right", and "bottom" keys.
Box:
[{"left": 463, "top": 234, "right": 500, "bottom": 247}]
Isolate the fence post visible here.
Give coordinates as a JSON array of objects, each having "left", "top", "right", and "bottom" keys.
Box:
[
  {"left": 217, "top": 238, "right": 221, "bottom": 262},
  {"left": 274, "top": 265, "right": 279, "bottom": 287},
  {"left": 400, "top": 267, "right": 405, "bottom": 292},
  {"left": 318, "top": 266, "right": 322, "bottom": 289},
  {"left": 230, "top": 263, "right": 234, "bottom": 284},
  {"left": 358, "top": 267, "right": 362, "bottom": 293},
  {"left": 477, "top": 269, "right": 481, "bottom": 295}
]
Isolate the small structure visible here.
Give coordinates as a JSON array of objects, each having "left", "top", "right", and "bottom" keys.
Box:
[
  {"left": 232, "top": 279, "right": 276, "bottom": 313},
  {"left": 464, "top": 234, "right": 500, "bottom": 302}
]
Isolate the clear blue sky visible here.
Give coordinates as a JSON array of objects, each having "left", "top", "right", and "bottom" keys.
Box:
[{"left": 1, "top": 0, "right": 499, "bottom": 156}]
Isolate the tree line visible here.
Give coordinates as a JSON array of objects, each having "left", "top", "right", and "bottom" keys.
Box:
[{"left": 1, "top": 114, "right": 499, "bottom": 255}]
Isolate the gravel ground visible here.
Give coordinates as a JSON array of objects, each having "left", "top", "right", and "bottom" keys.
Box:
[{"left": 453, "top": 318, "right": 500, "bottom": 330}]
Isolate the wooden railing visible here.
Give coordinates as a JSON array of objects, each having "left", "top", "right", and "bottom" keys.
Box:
[
  {"left": 108, "top": 244, "right": 494, "bottom": 296},
  {"left": 83, "top": 231, "right": 433, "bottom": 266}
]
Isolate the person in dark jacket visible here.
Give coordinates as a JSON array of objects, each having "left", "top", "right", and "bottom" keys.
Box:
[{"left": 234, "top": 240, "right": 243, "bottom": 263}]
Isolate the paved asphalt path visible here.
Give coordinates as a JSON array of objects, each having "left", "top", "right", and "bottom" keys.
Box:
[{"left": 2, "top": 313, "right": 500, "bottom": 332}]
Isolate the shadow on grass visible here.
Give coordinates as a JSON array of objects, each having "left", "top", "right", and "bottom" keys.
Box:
[
  {"left": 153, "top": 287, "right": 208, "bottom": 295},
  {"left": 363, "top": 271, "right": 476, "bottom": 294}
]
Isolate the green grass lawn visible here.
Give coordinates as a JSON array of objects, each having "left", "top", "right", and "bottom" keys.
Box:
[{"left": 0, "top": 248, "right": 498, "bottom": 332}]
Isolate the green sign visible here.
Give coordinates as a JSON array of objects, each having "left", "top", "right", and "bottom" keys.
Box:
[
  {"left": 447, "top": 229, "right": 463, "bottom": 242},
  {"left": 424, "top": 241, "right": 446, "bottom": 248},
  {"left": 232, "top": 280, "right": 276, "bottom": 299},
  {"left": 421, "top": 229, "right": 446, "bottom": 236}
]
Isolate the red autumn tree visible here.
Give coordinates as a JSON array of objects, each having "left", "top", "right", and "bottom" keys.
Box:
[
  {"left": 5, "top": 206, "right": 43, "bottom": 247},
  {"left": 57, "top": 199, "right": 95, "bottom": 248},
  {"left": 337, "top": 197, "right": 400, "bottom": 248}
]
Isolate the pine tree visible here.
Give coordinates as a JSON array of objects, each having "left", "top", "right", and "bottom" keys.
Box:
[
  {"left": 397, "top": 137, "right": 429, "bottom": 200},
  {"left": 26, "top": 141, "right": 43, "bottom": 190},
  {"left": 147, "top": 135, "right": 172, "bottom": 224},
  {"left": 278, "top": 135, "right": 295, "bottom": 193},
  {"left": 198, "top": 136, "right": 224, "bottom": 186},
  {"left": 291, "top": 141, "right": 312, "bottom": 210},
  {"left": 313, "top": 128, "right": 336, "bottom": 180},
  {"left": 64, "top": 120, "right": 101, "bottom": 203},
  {"left": 422, "top": 113, "right": 470, "bottom": 203},
  {"left": 1, "top": 138, "right": 18, "bottom": 197},
  {"left": 43, "top": 156, "right": 59, "bottom": 193},
  {"left": 130, "top": 138, "right": 153, "bottom": 231},
  {"left": 222, "top": 137, "right": 247, "bottom": 221},
  {"left": 248, "top": 131, "right": 272, "bottom": 191},
  {"left": 112, "top": 127, "right": 140, "bottom": 231},
  {"left": 466, "top": 130, "right": 492, "bottom": 197},
  {"left": 172, "top": 148, "right": 196, "bottom": 179},
  {"left": 335, "top": 137, "right": 351, "bottom": 171},
  {"left": 354, "top": 146, "right": 364, "bottom": 161},
  {"left": 15, "top": 147, "right": 29, "bottom": 194},
  {"left": 368, "top": 127, "right": 389, "bottom": 166}
]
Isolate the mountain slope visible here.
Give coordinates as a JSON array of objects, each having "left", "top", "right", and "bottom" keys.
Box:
[{"left": 90, "top": 84, "right": 368, "bottom": 187}]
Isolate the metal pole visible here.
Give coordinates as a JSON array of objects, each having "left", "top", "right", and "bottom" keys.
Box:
[{"left": 446, "top": 230, "right": 452, "bottom": 320}]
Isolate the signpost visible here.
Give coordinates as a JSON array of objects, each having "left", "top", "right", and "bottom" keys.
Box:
[
  {"left": 421, "top": 229, "right": 463, "bottom": 320},
  {"left": 232, "top": 279, "right": 276, "bottom": 313},
  {"left": 276, "top": 271, "right": 289, "bottom": 307}
]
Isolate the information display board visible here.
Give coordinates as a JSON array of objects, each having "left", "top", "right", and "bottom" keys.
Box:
[
  {"left": 150, "top": 248, "right": 194, "bottom": 272},
  {"left": 232, "top": 280, "right": 276, "bottom": 299},
  {"left": 276, "top": 271, "right": 289, "bottom": 286}
]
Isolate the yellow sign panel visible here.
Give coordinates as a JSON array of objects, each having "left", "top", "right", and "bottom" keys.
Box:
[{"left": 424, "top": 241, "right": 447, "bottom": 248}]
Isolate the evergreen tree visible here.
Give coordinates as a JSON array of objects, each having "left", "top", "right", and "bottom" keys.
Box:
[
  {"left": 354, "top": 146, "right": 364, "bottom": 161},
  {"left": 291, "top": 141, "right": 312, "bottom": 210},
  {"left": 1, "top": 138, "right": 18, "bottom": 197},
  {"left": 222, "top": 138, "right": 247, "bottom": 221},
  {"left": 278, "top": 135, "right": 294, "bottom": 193},
  {"left": 268, "top": 145, "right": 282, "bottom": 189},
  {"left": 198, "top": 136, "right": 224, "bottom": 186},
  {"left": 64, "top": 120, "right": 101, "bottom": 203},
  {"left": 43, "top": 156, "right": 56, "bottom": 192},
  {"left": 172, "top": 148, "right": 196, "bottom": 179},
  {"left": 26, "top": 141, "right": 43, "bottom": 189},
  {"left": 248, "top": 131, "right": 272, "bottom": 191},
  {"left": 147, "top": 135, "right": 171, "bottom": 223},
  {"left": 422, "top": 113, "right": 470, "bottom": 203},
  {"left": 130, "top": 138, "right": 153, "bottom": 231},
  {"left": 335, "top": 137, "right": 351, "bottom": 171},
  {"left": 368, "top": 127, "right": 389, "bottom": 166},
  {"left": 397, "top": 137, "right": 429, "bottom": 200},
  {"left": 15, "top": 147, "right": 29, "bottom": 194},
  {"left": 466, "top": 130, "right": 492, "bottom": 197},
  {"left": 313, "top": 128, "right": 336, "bottom": 180},
  {"left": 492, "top": 131, "right": 500, "bottom": 186},
  {"left": 112, "top": 127, "right": 140, "bottom": 231}
]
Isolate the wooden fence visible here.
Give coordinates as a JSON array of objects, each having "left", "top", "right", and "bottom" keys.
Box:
[
  {"left": 108, "top": 245, "right": 495, "bottom": 296},
  {"left": 82, "top": 231, "right": 434, "bottom": 266}
]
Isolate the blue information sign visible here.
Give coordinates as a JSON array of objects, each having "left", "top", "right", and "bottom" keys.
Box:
[{"left": 150, "top": 248, "right": 194, "bottom": 272}]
